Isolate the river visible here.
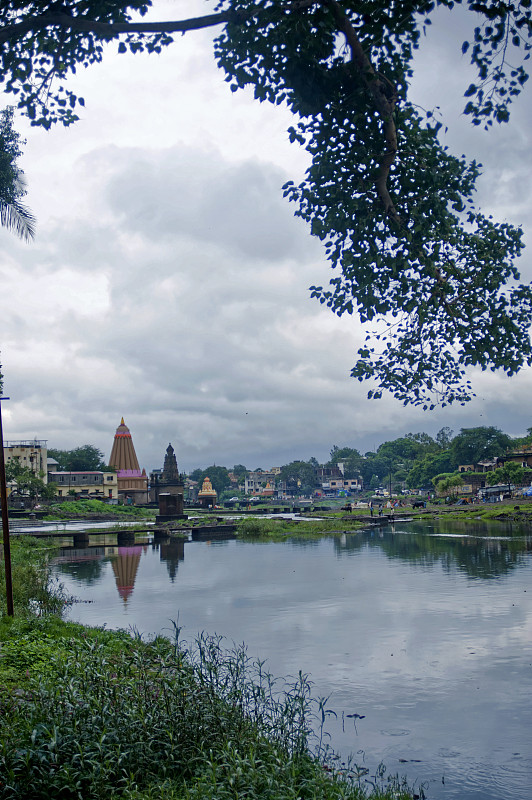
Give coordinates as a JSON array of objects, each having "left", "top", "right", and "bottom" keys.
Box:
[{"left": 51, "top": 518, "right": 532, "bottom": 800}]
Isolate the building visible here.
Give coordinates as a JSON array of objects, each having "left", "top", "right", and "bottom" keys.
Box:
[
  {"left": 244, "top": 471, "right": 278, "bottom": 494},
  {"left": 197, "top": 476, "right": 217, "bottom": 508},
  {"left": 458, "top": 460, "right": 497, "bottom": 473},
  {"left": 322, "top": 477, "right": 362, "bottom": 494},
  {"left": 48, "top": 470, "right": 118, "bottom": 500},
  {"left": 3, "top": 439, "right": 48, "bottom": 482},
  {"left": 108, "top": 418, "right": 148, "bottom": 504},
  {"left": 149, "top": 443, "right": 184, "bottom": 504},
  {"left": 315, "top": 465, "right": 343, "bottom": 482},
  {"left": 497, "top": 447, "right": 532, "bottom": 469}
]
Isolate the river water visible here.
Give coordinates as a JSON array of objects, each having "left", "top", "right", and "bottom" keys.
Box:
[{"left": 51, "top": 519, "right": 532, "bottom": 800}]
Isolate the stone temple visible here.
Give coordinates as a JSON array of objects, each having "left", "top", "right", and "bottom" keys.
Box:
[
  {"left": 152, "top": 443, "right": 186, "bottom": 522},
  {"left": 108, "top": 418, "right": 148, "bottom": 504}
]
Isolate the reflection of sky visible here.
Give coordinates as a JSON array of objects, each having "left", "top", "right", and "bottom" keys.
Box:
[{"left": 55, "top": 529, "right": 532, "bottom": 800}]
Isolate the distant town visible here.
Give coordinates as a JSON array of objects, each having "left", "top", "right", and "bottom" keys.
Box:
[{"left": 4, "top": 417, "right": 532, "bottom": 510}]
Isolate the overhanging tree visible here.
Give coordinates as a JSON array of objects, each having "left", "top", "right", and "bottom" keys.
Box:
[{"left": 1, "top": 1, "right": 532, "bottom": 405}]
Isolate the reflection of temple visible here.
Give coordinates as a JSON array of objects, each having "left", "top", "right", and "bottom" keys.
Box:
[
  {"left": 158, "top": 538, "right": 185, "bottom": 582},
  {"left": 109, "top": 418, "right": 148, "bottom": 504},
  {"left": 198, "top": 476, "right": 217, "bottom": 508},
  {"left": 110, "top": 545, "right": 143, "bottom": 603}
]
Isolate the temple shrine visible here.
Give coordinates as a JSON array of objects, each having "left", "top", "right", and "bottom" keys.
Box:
[
  {"left": 153, "top": 443, "right": 186, "bottom": 521},
  {"left": 108, "top": 418, "right": 148, "bottom": 504},
  {"left": 150, "top": 443, "right": 184, "bottom": 503},
  {"left": 198, "top": 476, "right": 217, "bottom": 508}
]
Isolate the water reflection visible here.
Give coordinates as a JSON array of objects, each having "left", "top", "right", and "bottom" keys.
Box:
[
  {"left": 54, "top": 549, "right": 107, "bottom": 585},
  {"left": 54, "top": 537, "right": 187, "bottom": 599},
  {"left": 333, "top": 523, "right": 531, "bottom": 580},
  {"left": 51, "top": 523, "right": 532, "bottom": 800},
  {"left": 156, "top": 538, "right": 185, "bottom": 582},
  {"left": 110, "top": 545, "right": 144, "bottom": 603}
]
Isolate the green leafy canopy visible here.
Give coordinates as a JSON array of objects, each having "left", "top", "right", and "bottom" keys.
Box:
[
  {"left": 0, "top": 105, "right": 35, "bottom": 239},
  {"left": 1, "top": 1, "right": 532, "bottom": 406}
]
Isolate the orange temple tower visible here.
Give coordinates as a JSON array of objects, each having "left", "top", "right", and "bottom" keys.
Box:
[{"left": 109, "top": 418, "right": 148, "bottom": 504}]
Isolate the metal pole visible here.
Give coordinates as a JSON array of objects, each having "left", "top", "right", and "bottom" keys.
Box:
[{"left": 0, "top": 397, "right": 14, "bottom": 616}]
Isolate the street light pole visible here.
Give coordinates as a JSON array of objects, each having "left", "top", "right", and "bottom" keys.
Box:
[{"left": 0, "top": 396, "right": 14, "bottom": 616}]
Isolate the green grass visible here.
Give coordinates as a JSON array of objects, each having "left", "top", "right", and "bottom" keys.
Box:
[
  {"left": 0, "top": 537, "right": 68, "bottom": 618},
  {"left": 236, "top": 516, "right": 365, "bottom": 538},
  {"left": 44, "top": 499, "right": 155, "bottom": 520},
  {"left": 0, "top": 617, "right": 416, "bottom": 800}
]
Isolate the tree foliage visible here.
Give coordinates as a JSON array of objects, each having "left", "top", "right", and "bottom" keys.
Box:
[
  {"left": 47, "top": 444, "right": 107, "bottom": 471},
  {"left": 448, "top": 425, "right": 513, "bottom": 466},
  {"left": 328, "top": 445, "right": 362, "bottom": 477},
  {"left": 189, "top": 465, "right": 231, "bottom": 496},
  {"left": 6, "top": 460, "right": 56, "bottom": 502},
  {"left": 1, "top": 1, "right": 532, "bottom": 403},
  {"left": 486, "top": 461, "right": 532, "bottom": 487},
  {"left": 435, "top": 472, "right": 464, "bottom": 495},
  {"left": 279, "top": 460, "right": 317, "bottom": 493},
  {"left": 0, "top": 106, "right": 35, "bottom": 240},
  {"left": 406, "top": 449, "right": 455, "bottom": 488}
]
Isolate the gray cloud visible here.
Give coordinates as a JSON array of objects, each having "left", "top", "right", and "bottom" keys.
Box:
[{"left": 2, "top": 6, "right": 532, "bottom": 472}]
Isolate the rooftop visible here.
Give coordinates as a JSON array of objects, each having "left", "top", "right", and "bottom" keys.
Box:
[{"left": 5, "top": 439, "right": 47, "bottom": 447}]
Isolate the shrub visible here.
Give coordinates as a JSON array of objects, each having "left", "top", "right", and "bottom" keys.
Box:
[
  {"left": 0, "top": 622, "right": 414, "bottom": 800},
  {"left": 0, "top": 537, "right": 68, "bottom": 617}
]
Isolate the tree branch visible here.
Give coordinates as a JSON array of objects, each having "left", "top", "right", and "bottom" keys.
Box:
[
  {"left": 0, "top": 2, "right": 319, "bottom": 45},
  {"left": 0, "top": 9, "right": 241, "bottom": 44},
  {"left": 321, "top": 0, "right": 400, "bottom": 226}
]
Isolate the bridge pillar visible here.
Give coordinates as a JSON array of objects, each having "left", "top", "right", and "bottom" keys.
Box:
[{"left": 117, "top": 530, "right": 136, "bottom": 546}]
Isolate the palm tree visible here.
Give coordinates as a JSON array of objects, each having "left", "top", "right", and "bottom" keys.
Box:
[
  {"left": 0, "top": 106, "right": 36, "bottom": 241},
  {"left": 0, "top": 182, "right": 36, "bottom": 241}
]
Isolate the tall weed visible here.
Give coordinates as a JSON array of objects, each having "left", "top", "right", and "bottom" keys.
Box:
[
  {"left": 0, "top": 537, "right": 68, "bottom": 617},
  {"left": 0, "top": 622, "right": 414, "bottom": 800}
]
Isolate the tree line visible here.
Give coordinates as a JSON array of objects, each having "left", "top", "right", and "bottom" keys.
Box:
[
  {"left": 7, "top": 426, "right": 531, "bottom": 503},
  {"left": 188, "top": 425, "right": 532, "bottom": 496}
]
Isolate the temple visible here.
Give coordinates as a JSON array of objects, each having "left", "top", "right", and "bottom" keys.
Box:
[
  {"left": 150, "top": 443, "right": 184, "bottom": 503},
  {"left": 108, "top": 418, "right": 148, "bottom": 504},
  {"left": 152, "top": 443, "right": 186, "bottom": 521},
  {"left": 198, "top": 476, "right": 217, "bottom": 508}
]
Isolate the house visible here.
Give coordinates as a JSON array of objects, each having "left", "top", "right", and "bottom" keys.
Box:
[
  {"left": 458, "top": 460, "right": 497, "bottom": 473},
  {"left": 496, "top": 447, "right": 532, "bottom": 469},
  {"left": 48, "top": 470, "right": 118, "bottom": 500},
  {"left": 324, "top": 477, "right": 362, "bottom": 494},
  {"left": 244, "top": 471, "right": 278, "bottom": 494}
]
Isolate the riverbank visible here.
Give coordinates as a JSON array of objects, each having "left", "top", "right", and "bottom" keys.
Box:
[{"left": 0, "top": 538, "right": 415, "bottom": 800}]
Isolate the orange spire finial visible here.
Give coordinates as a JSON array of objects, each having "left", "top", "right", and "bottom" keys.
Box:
[{"left": 121, "top": 416, "right": 125, "bottom": 425}]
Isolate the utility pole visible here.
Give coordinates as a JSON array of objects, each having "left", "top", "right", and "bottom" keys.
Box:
[{"left": 0, "top": 396, "right": 14, "bottom": 616}]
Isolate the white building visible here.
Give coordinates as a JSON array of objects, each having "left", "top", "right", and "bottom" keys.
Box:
[{"left": 4, "top": 439, "right": 48, "bottom": 482}]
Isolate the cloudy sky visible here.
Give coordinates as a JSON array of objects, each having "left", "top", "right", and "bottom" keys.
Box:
[{"left": 1, "top": 1, "right": 532, "bottom": 474}]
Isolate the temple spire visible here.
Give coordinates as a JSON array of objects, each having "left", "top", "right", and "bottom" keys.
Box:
[
  {"left": 108, "top": 418, "right": 148, "bottom": 504},
  {"left": 109, "top": 418, "right": 140, "bottom": 472}
]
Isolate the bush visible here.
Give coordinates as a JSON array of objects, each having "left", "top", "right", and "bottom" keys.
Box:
[
  {"left": 0, "top": 537, "right": 68, "bottom": 617},
  {"left": 45, "top": 499, "right": 153, "bottom": 519},
  {"left": 237, "top": 517, "right": 287, "bottom": 537},
  {"left": 0, "top": 621, "right": 414, "bottom": 800}
]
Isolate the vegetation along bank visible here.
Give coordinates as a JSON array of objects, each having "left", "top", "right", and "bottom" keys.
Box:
[{"left": 0, "top": 537, "right": 416, "bottom": 800}]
